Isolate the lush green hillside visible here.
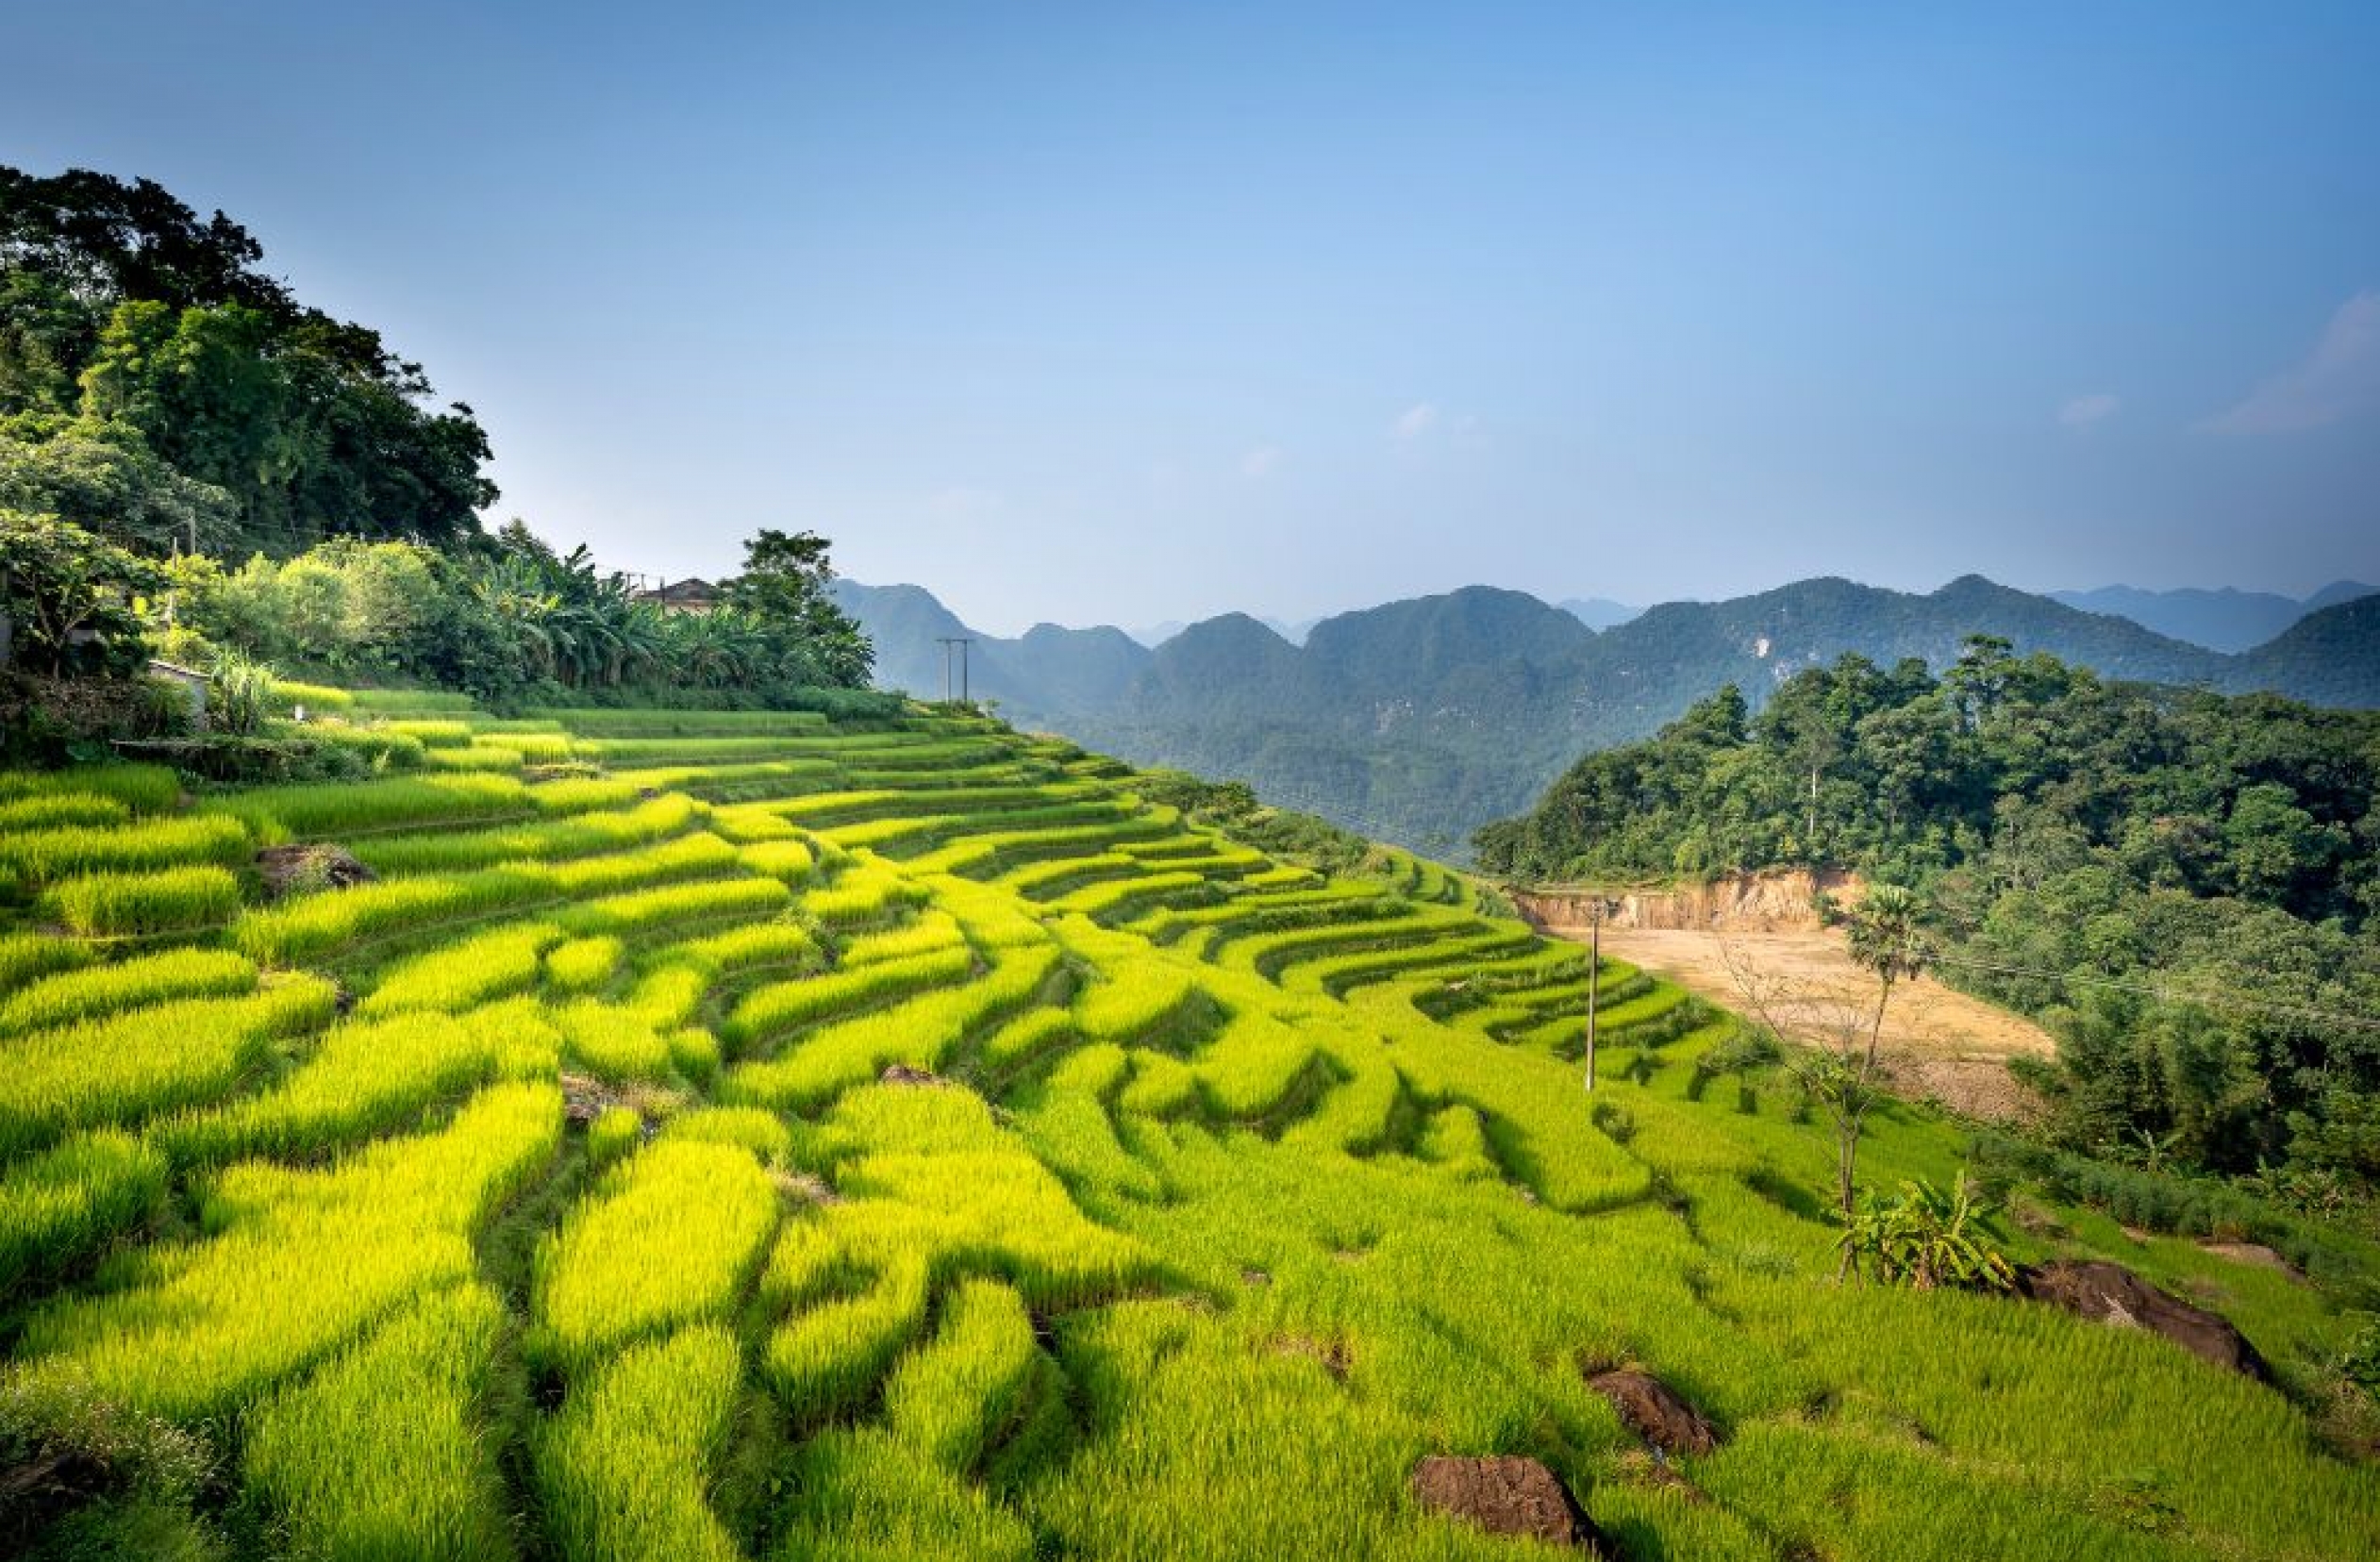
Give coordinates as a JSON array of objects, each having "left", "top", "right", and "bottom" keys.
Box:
[
  {"left": 3, "top": 696, "right": 2375, "bottom": 1559},
  {"left": 1474, "top": 638, "right": 2380, "bottom": 1192},
  {"left": 830, "top": 576, "right": 2380, "bottom": 856}
]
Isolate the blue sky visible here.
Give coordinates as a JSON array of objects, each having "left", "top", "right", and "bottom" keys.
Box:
[{"left": 7, "top": 3, "right": 2377, "bottom": 633}]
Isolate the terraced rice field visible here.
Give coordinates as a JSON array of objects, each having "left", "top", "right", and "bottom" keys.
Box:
[{"left": 2, "top": 698, "right": 2376, "bottom": 1560}]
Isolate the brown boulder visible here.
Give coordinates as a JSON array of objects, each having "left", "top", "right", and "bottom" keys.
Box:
[
  {"left": 255, "top": 843, "right": 375, "bottom": 900},
  {"left": 1588, "top": 1369, "right": 1721, "bottom": 1455},
  {"left": 2015, "top": 1260, "right": 2269, "bottom": 1380},
  {"left": 1410, "top": 1455, "right": 1604, "bottom": 1553},
  {"left": 879, "top": 1063, "right": 940, "bottom": 1087}
]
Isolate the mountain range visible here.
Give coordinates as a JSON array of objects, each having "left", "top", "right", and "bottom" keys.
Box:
[
  {"left": 829, "top": 574, "right": 2380, "bottom": 856},
  {"left": 2047, "top": 581, "right": 2374, "bottom": 654}
]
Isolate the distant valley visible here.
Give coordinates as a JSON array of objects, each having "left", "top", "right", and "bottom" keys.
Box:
[{"left": 831, "top": 575, "right": 2380, "bottom": 856}]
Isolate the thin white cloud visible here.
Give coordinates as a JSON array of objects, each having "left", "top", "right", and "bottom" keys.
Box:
[
  {"left": 1240, "top": 444, "right": 1283, "bottom": 478},
  {"left": 1392, "top": 402, "right": 1439, "bottom": 440},
  {"left": 2057, "top": 391, "right": 2121, "bottom": 428},
  {"left": 2204, "top": 291, "right": 2380, "bottom": 435}
]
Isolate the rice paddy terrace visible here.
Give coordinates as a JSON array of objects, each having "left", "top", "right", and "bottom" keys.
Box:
[{"left": 2, "top": 690, "right": 2376, "bottom": 1560}]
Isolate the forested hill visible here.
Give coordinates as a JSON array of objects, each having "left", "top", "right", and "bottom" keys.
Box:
[
  {"left": 830, "top": 574, "right": 2380, "bottom": 855},
  {"left": 1, "top": 167, "right": 495, "bottom": 555},
  {"left": 1475, "top": 637, "right": 2380, "bottom": 1188}
]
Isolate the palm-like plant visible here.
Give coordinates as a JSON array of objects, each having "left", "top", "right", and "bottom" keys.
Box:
[{"left": 1838, "top": 1172, "right": 2014, "bottom": 1290}]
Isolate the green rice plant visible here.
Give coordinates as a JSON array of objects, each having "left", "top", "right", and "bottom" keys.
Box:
[
  {"left": 586, "top": 1106, "right": 643, "bottom": 1170},
  {"left": 0, "top": 792, "right": 130, "bottom": 831},
  {"left": 727, "top": 946, "right": 1057, "bottom": 1110},
  {"left": 233, "top": 866, "right": 556, "bottom": 964},
  {"left": 0, "top": 932, "right": 92, "bottom": 991},
  {"left": 265, "top": 678, "right": 356, "bottom": 712},
  {"left": 555, "top": 1002, "right": 677, "bottom": 1084},
  {"left": 558, "top": 874, "right": 792, "bottom": 937},
  {"left": 0, "top": 1130, "right": 169, "bottom": 1294},
  {"left": 1416, "top": 1104, "right": 1498, "bottom": 1181},
  {"left": 15, "top": 1081, "right": 560, "bottom": 1420},
  {"left": 764, "top": 1251, "right": 931, "bottom": 1421},
  {"left": 529, "top": 1138, "right": 779, "bottom": 1371},
  {"left": 708, "top": 802, "right": 801, "bottom": 842},
  {"left": 241, "top": 1283, "right": 516, "bottom": 1562},
  {"left": 384, "top": 720, "right": 474, "bottom": 748},
  {"left": 721, "top": 944, "right": 975, "bottom": 1052},
  {"left": 0, "top": 762, "right": 181, "bottom": 814},
  {"left": 420, "top": 743, "right": 525, "bottom": 773},
  {"left": 804, "top": 856, "right": 933, "bottom": 927},
  {"left": 206, "top": 773, "right": 530, "bottom": 841},
  {"left": 839, "top": 908, "right": 968, "bottom": 967},
  {"left": 1188, "top": 1012, "right": 1322, "bottom": 1120},
  {"left": 0, "top": 948, "right": 256, "bottom": 1035},
  {"left": 739, "top": 838, "right": 817, "bottom": 882},
  {"left": 649, "top": 921, "right": 817, "bottom": 982},
  {"left": 525, "top": 775, "right": 651, "bottom": 813},
  {"left": 359, "top": 923, "right": 559, "bottom": 1014},
  {"left": 0, "top": 814, "right": 251, "bottom": 886},
  {"left": 42, "top": 865, "right": 243, "bottom": 937},
  {"left": 663, "top": 1105, "right": 793, "bottom": 1164},
  {"left": 0, "top": 978, "right": 336, "bottom": 1158},
  {"left": 158, "top": 1006, "right": 524, "bottom": 1169},
  {"left": 279, "top": 720, "right": 429, "bottom": 770},
  {"left": 977, "top": 1007, "right": 1075, "bottom": 1072},
  {"left": 626, "top": 965, "right": 707, "bottom": 1027},
  {"left": 771, "top": 1424, "right": 1036, "bottom": 1562},
  {"left": 530, "top": 1324, "right": 746, "bottom": 1562},
  {"left": 1116, "top": 1050, "right": 1201, "bottom": 1117},
  {"left": 543, "top": 831, "right": 739, "bottom": 897},
  {"left": 882, "top": 1277, "right": 1039, "bottom": 1472},
  {"left": 546, "top": 934, "right": 624, "bottom": 994},
  {"left": 352, "top": 795, "right": 700, "bottom": 875}
]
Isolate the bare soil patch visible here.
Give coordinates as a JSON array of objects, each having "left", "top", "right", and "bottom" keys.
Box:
[{"left": 1572, "top": 927, "right": 2055, "bottom": 1123}]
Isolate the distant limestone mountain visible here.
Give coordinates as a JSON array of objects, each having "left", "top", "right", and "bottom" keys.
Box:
[
  {"left": 835, "top": 574, "right": 2380, "bottom": 855},
  {"left": 1556, "top": 596, "right": 1642, "bottom": 630},
  {"left": 2048, "top": 581, "right": 2375, "bottom": 655}
]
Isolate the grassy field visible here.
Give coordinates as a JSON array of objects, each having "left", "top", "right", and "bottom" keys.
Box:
[{"left": 1, "top": 697, "right": 2375, "bottom": 1560}]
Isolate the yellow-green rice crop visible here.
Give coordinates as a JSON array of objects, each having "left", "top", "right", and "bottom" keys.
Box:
[
  {"left": 205, "top": 772, "right": 529, "bottom": 840},
  {"left": 234, "top": 866, "right": 555, "bottom": 964},
  {"left": 0, "top": 762, "right": 180, "bottom": 814},
  {"left": 555, "top": 1002, "right": 677, "bottom": 1083},
  {"left": 241, "top": 1283, "right": 516, "bottom": 1562},
  {"left": 0, "top": 1130, "right": 168, "bottom": 1293},
  {"left": 0, "top": 792, "right": 130, "bottom": 831},
  {"left": 0, "top": 979, "right": 338, "bottom": 1158},
  {"left": 543, "top": 831, "right": 740, "bottom": 896},
  {"left": 882, "top": 1277, "right": 1039, "bottom": 1472},
  {"left": 359, "top": 922, "right": 559, "bottom": 1014},
  {"left": 0, "top": 932, "right": 91, "bottom": 991},
  {"left": 16, "top": 1081, "right": 559, "bottom": 1420},
  {"left": 558, "top": 874, "right": 792, "bottom": 936},
  {"left": 530, "top": 1138, "right": 779, "bottom": 1371},
  {"left": 737, "top": 838, "right": 816, "bottom": 882},
  {"left": 586, "top": 1105, "right": 643, "bottom": 1169},
  {"left": 158, "top": 1006, "right": 524, "bottom": 1168},
  {"left": 726, "top": 945, "right": 1057, "bottom": 1109},
  {"left": 353, "top": 795, "right": 701, "bottom": 875},
  {"left": 546, "top": 935, "right": 624, "bottom": 993},
  {"left": 530, "top": 1324, "right": 746, "bottom": 1562},
  {"left": 721, "top": 944, "right": 976, "bottom": 1052},
  {"left": 42, "top": 866, "right": 244, "bottom": 937},
  {"left": 0, "top": 948, "right": 256, "bottom": 1035}
]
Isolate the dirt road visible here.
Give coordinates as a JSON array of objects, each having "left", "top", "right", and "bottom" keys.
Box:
[{"left": 1560, "top": 925, "right": 2056, "bottom": 1122}]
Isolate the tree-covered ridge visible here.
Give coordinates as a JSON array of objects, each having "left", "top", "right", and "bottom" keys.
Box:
[
  {"left": 1476, "top": 639, "right": 2380, "bottom": 1185},
  {"left": 2, "top": 167, "right": 494, "bottom": 554}
]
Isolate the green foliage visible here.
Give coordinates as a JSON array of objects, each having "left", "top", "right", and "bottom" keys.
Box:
[
  {"left": 1480, "top": 641, "right": 2380, "bottom": 1185},
  {"left": 1838, "top": 1173, "right": 2016, "bottom": 1289},
  {"left": 42, "top": 864, "right": 243, "bottom": 936},
  {"left": 0, "top": 508, "right": 164, "bottom": 675}
]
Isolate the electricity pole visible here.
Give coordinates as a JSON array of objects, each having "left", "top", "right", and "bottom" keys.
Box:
[
  {"left": 1584, "top": 896, "right": 1606, "bottom": 1091},
  {"left": 935, "top": 637, "right": 974, "bottom": 706}
]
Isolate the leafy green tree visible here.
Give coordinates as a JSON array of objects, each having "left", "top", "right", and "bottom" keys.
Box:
[{"left": 0, "top": 508, "right": 164, "bottom": 675}]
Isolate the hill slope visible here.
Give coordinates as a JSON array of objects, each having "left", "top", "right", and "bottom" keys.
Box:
[
  {"left": 2, "top": 703, "right": 2373, "bottom": 1557},
  {"left": 2051, "top": 581, "right": 2376, "bottom": 653}
]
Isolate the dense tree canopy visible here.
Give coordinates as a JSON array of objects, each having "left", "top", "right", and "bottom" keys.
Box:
[
  {"left": 1, "top": 165, "right": 495, "bottom": 553},
  {"left": 1477, "top": 639, "right": 2380, "bottom": 1184}
]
